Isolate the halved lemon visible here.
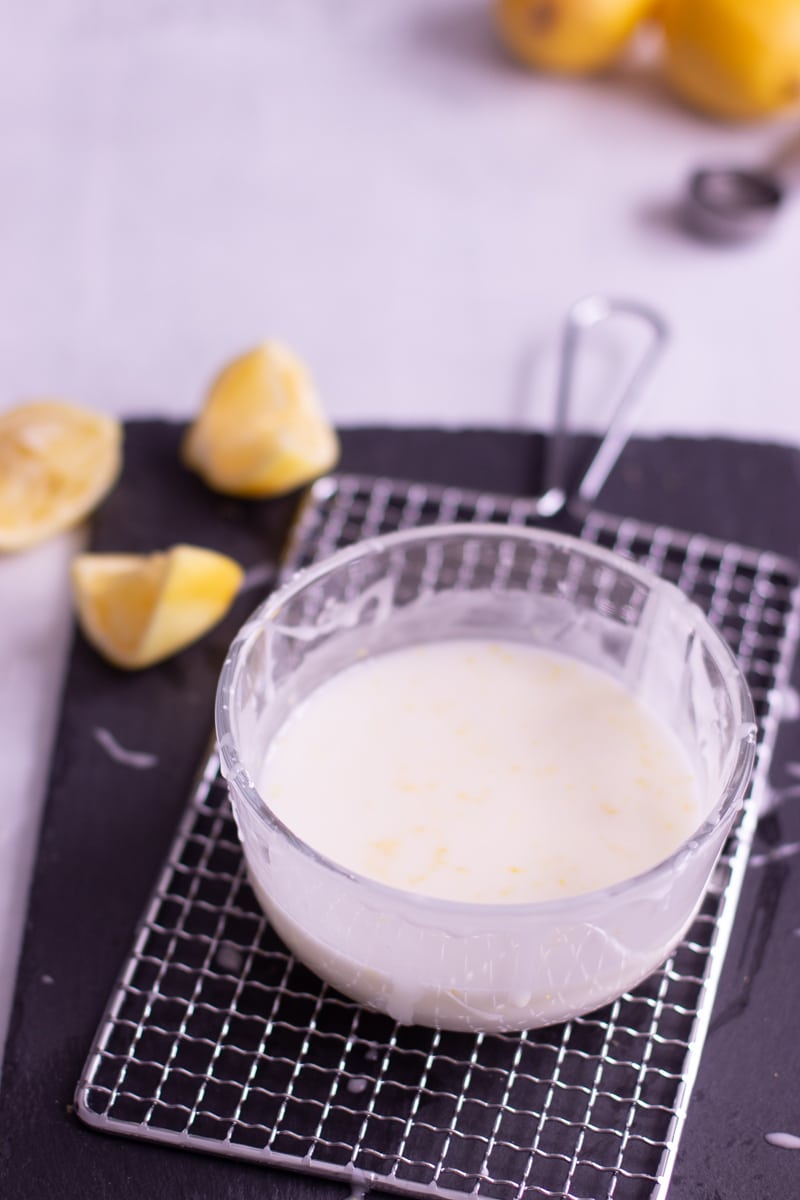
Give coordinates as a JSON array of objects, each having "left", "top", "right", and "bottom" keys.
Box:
[
  {"left": 182, "top": 342, "right": 339, "bottom": 498},
  {"left": 71, "top": 544, "right": 244, "bottom": 669},
  {"left": 0, "top": 400, "right": 122, "bottom": 553}
]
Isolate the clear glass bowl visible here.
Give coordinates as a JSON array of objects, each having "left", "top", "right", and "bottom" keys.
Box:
[{"left": 216, "top": 525, "right": 756, "bottom": 1033}]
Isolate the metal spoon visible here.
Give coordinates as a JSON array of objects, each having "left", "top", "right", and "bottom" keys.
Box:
[
  {"left": 535, "top": 295, "right": 670, "bottom": 519},
  {"left": 683, "top": 128, "right": 800, "bottom": 243}
]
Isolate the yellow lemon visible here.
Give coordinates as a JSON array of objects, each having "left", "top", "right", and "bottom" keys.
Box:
[
  {"left": 182, "top": 342, "right": 339, "bottom": 498},
  {"left": 0, "top": 400, "right": 122, "bottom": 553},
  {"left": 660, "top": 0, "right": 800, "bottom": 120},
  {"left": 71, "top": 544, "right": 244, "bottom": 669},
  {"left": 495, "top": 0, "right": 655, "bottom": 74}
]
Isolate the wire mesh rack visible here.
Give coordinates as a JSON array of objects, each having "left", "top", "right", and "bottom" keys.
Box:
[{"left": 76, "top": 472, "right": 800, "bottom": 1200}]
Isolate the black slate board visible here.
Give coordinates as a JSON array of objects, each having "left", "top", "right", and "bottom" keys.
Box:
[{"left": 1, "top": 422, "right": 799, "bottom": 1200}]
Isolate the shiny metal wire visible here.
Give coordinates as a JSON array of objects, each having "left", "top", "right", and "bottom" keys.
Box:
[{"left": 76, "top": 472, "right": 800, "bottom": 1200}]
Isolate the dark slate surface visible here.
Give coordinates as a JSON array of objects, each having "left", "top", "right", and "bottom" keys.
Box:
[{"left": 1, "top": 421, "right": 799, "bottom": 1200}]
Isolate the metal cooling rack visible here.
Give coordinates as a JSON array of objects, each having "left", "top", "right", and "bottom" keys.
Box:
[{"left": 76, "top": 472, "right": 800, "bottom": 1200}]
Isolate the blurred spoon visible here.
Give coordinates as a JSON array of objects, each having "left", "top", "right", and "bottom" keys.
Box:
[{"left": 683, "top": 127, "right": 800, "bottom": 243}]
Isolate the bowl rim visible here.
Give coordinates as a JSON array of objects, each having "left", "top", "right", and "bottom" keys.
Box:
[{"left": 215, "top": 522, "right": 758, "bottom": 918}]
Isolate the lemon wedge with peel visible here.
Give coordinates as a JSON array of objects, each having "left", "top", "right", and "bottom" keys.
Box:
[
  {"left": 0, "top": 400, "right": 122, "bottom": 553},
  {"left": 71, "top": 544, "right": 244, "bottom": 669},
  {"left": 182, "top": 342, "right": 339, "bottom": 498}
]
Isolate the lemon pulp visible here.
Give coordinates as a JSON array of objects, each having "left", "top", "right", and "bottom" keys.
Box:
[
  {"left": 0, "top": 400, "right": 122, "bottom": 553},
  {"left": 182, "top": 342, "right": 339, "bottom": 498}
]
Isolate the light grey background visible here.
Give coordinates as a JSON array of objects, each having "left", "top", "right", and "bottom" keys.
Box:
[{"left": 3, "top": 0, "right": 800, "bottom": 1073}]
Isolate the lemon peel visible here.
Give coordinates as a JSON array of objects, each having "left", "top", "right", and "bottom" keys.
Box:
[
  {"left": 660, "top": 0, "right": 800, "bottom": 121},
  {"left": 495, "top": 0, "right": 655, "bottom": 75},
  {"left": 0, "top": 400, "right": 122, "bottom": 553},
  {"left": 182, "top": 342, "right": 339, "bottom": 498},
  {"left": 71, "top": 544, "right": 244, "bottom": 670}
]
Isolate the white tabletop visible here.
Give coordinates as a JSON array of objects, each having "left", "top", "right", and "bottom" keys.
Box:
[{"left": 2, "top": 0, "right": 800, "bottom": 1073}]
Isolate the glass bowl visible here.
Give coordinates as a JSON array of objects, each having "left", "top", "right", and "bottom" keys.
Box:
[{"left": 215, "top": 524, "right": 756, "bottom": 1033}]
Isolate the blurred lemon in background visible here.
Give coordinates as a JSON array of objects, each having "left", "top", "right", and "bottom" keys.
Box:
[
  {"left": 71, "top": 544, "right": 244, "bottom": 669},
  {"left": 660, "top": 0, "right": 800, "bottom": 120},
  {"left": 495, "top": 0, "right": 656, "bottom": 74},
  {"left": 0, "top": 400, "right": 122, "bottom": 553},
  {"left": 182, "top": 342, "right": 339, "bottom": 498}
]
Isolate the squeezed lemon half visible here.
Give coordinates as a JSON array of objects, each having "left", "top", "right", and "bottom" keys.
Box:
[
  {"left": 0, "top": 400, "right": 122, "bottom": 553},
  {"left": 182, "top": 342, "right": 339, "bottom": 498},
  {"left": 71, "top": 544, "right": 244, "bottom": 669}
]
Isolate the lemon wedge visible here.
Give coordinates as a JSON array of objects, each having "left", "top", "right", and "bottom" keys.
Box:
[
  {"left": 0, "top": 400, "right": 122, "bottom": 553},
  {"left": 181, "top": 342, "right": 339, "bottom": 498},
  {"left": 71, "top": 544, "right": 244, "bottom": 669}
]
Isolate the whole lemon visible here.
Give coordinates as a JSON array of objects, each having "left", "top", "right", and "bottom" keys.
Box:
[
  {"left": 660, "top": 0, "right": 800, "bottom": 120},
  {"left": 495, "top": 0, "right": 656, "bottom": 74}
]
